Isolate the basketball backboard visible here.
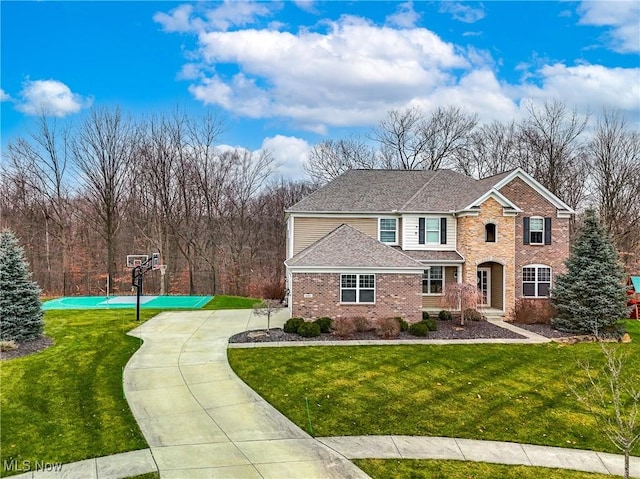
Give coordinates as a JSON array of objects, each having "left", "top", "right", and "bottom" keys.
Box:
[{"left": 126, "top": 254, "right": 148, "bottom": 268}]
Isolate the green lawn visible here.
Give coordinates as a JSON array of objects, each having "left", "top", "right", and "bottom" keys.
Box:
[
  {"left": 354, "top": 459, "right": 623, "bottom": 479},
  {"left": 0, "top": 309, "right": 160, "bottom": 477},
  {"left": 202, "top": 294, "right": 260, "bottom": 310},
  {"left": 228, "top": 321, "right": 640, "bottom": 455}
]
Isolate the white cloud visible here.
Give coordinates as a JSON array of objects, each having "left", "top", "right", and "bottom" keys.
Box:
[
  {"left": 439, "top": 2, "right": 486, "bottom": 24},
  {"left": 0, "top": 88, "right": 11, "bottom": 102},
  {"left": 577, "top": 1, "right": 640, "bottom": 53},
  {"left": 154, "top": 1, "right": 274, "bottom": 33},
  {"left": 16, "top": 79, "right": 92, "bottom": 117},
  {"left": 261, "top": 135, "right": 310, "bottom": 180},
  {"left": 386, "top": 1, "right": 420, "bottom": 28},
  {"left": 293, "top": 1, "right": 319, "bottom": 15}
]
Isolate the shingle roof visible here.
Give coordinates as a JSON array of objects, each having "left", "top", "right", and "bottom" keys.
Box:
[
  {"left": 394, "top": 249, "right": 464, "bottom": 263},
  {"left": 286, "top": 169, "right": 518, "bottom": 213},
  {"left": 285, "top": 224, "right": 423, "bottom": 269}
]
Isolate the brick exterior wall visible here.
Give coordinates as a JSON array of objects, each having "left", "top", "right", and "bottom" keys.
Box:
[
  {"left": 456, "top": 197, "right": 516, "bottom": 312},
  {"left": 499, "top": 177, "right": 571, "bottom": 299},
  {"left": 291, "top": 272, "right": 422, "bottom": 323}
]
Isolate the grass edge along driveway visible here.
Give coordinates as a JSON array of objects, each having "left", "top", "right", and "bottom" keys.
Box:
[
  {"left": 0, "top": 309, "right": 160, "bottom": 477},
  {"left": 228, "top": 321, "right": 640, "bottom": 456}
]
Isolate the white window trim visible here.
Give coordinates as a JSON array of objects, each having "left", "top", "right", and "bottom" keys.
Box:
[
  {"left": 522, "top": 264, "right": 552, "bottom": 298},
  {"left": 378, "top": 217, "right": 398, "bottom": 245},
  {"left": 422, "top": 267, "right": 444, "bottom": 296},
  {"left": 485, "top": 222, "right": 497, "bottom": 243},
  {"left": 419, "top": 217, "right": 441, "bottom": 245},
  {"left": 529, "top": 216, "right": 545, "bottom": 245},
  {"left": 340, "top": 273, "right": 376, "bottom": 304}
]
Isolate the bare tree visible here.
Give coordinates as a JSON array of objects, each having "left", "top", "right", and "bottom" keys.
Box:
[
  {"left": 458, "top": 120, "right": 519, "bottom": 178},
  {"left": 571, "top": 344, "right": 640, "bottom": 479},
  {"left": 304, "top": 136, "right": 378, "bottom": 184},
  {"left": 253, "top": 298, "right": 284, "bottom": 333},
  {"left": 441, "top": 282, "right": 484, "bottom": 326},
  {"left": 587, "top": 109, "right": 640, "bottom": 270},
  {"left": 374, "top": 106, "right": 477, "bottom": 171},
  {"left": 518, "top": 100, "right": 589, "bottom": 210},
  {"left": 72, "top": 107, "right": 138, "bottom": 288}
]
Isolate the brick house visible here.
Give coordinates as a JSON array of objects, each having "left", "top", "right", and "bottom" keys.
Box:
[{"left": 284, "top": 168, "right": 574, "bottom": 323}]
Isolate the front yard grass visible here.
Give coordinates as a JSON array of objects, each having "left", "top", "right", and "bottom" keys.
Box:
[
  {"left": 354, "top": 459, "right": 623, "bottom": 479},
  {"left": 203, "top": 294, "right": 260, "bottom": 310},
  {"left": 1, "top": 309, "right": 160, "bottom": 477},
  {"left": 228, "top": 321, "right": 640, "bottom": 455}
]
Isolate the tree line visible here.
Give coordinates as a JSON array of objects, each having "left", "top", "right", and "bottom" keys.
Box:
[{"left": 1, "top": 100, "right": 638, "bottom": 298}]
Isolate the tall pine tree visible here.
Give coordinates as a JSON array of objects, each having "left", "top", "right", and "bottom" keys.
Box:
[
  {"left": 0, "top": 229, "right": 44, "bottom": 341},
  {"left": 552, "top": 209, "right": 628, "bottom": 336}
]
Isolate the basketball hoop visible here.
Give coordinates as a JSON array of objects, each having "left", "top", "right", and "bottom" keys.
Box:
[{"left": 159, "top": 265, "right": 168, "bottom": 274}]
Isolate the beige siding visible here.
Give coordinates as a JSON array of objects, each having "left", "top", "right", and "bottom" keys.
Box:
[
  {"left": 421, "top": 266, "right": 457, "bottom": 309},
  {"left": 293, "top": 216, "right": 378, "bottom": 254},
  {"left": 402, "top": 214, "right": 456, "bottom": 251},
  {"left": 490, "top": 263, "right": 504, "bottom": 310}
]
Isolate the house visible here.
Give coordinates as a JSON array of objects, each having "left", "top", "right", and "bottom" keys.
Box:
[{"left": 284, "top": 168, "right": 574, "bottom": 323}]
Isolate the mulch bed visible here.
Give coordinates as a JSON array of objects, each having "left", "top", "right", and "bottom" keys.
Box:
[
  {"left": 514, "top": 323, "right": 572, "bottom": 339},
  {"left": 0, "top": 336, "right": 54, "bottom": 360},
  {"left": 229, "top": 319, "right": 527, "bottom": 343}
]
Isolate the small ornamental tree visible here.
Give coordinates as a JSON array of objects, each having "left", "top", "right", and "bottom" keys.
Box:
[
  {"left": 252, "top": 299, "right": 283, "bottom": 333},
  {"left": 0, "top": 230, "right": 44, "bottom": 341},
  {"left": 551, "top": 209, "right": 627, "bottom": 336},
  {"left": 441, "top": 282, "right": 483, "bottom": 326}
]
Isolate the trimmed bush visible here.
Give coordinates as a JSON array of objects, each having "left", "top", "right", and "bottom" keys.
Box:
[
  {"left": 409, "top": 322, "right": 430, "bottom": 337},
  {"left": 376, "top": 317, "right": 400, "bottom": 339},
  {"left": 297, "top": 321, "right": 321, "bottom": 338},
  {"left": 422, "top": 311, "right": 430, "bottom": 321},
  {"left": 438, "top": 310, "right": 453, "bottom": 321},
  {"left": 332, "top": 317, "right": 356, "bottom": 337},
  {"left": 464, "top": 308, "right": 483, "bottom": 322},
  {"left": 353, "top": 316, "right": 371, "bottom": 332},
  {"left": 395, "top": 317, "right": 409, "bottom": 332},
  {"left": 509, "top": 299, "right": 555, "bottom": 325},
  {"left": 422, "top": 318, "right": 438, "bottom": 331},
  {"left": 284, "top": 317, "right": 305, "bottom": 334},
  {"left": 314, "top": 317, "right": 333, "bottom": 333}
]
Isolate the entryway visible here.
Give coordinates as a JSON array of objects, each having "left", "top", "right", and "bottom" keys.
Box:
[{"left": 477, "top": 262, "right": 504, "bottom": 311}]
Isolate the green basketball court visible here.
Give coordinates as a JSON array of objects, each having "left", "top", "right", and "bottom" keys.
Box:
[{"left": 42, "top": 295, "right": 213, "bottom": 310}]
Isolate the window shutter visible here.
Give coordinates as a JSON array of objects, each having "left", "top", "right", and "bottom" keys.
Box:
[
  {"left": 544, "top": 217, "right": 552, "bottom": 245},
  {"left": 523, "top": 217, "right": 530, "bottom": 245},
  {"left": 440, "top": 218, "right": 447, "bottom": 244},
  {"left": 418, "top": 218, "right": 425, "bottom": 244}
]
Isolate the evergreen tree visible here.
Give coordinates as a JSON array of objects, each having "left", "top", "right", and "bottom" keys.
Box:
[
  {"left": 0, "top": 229, "right": 44, "bottom": 341},
  {"left": 551, "top": 209, "right": 628, "bottom": 336}
]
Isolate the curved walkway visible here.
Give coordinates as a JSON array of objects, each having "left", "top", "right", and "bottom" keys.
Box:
[{"left": 124, "top": 309, "right": 367, "bottom": 478}]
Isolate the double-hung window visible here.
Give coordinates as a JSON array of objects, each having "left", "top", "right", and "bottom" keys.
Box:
[
  {"left": 419, "top": 218, "right": 442, "bottom": 244},
  {"left": 379, "top": 218, "right": 397, "bottom": 244},
  {"left": 522, "top": 265, "right": 551, "bottom": 297},
  {"left": 341, "top": 274, "right": 375, "bottom": 303},
  {"left": 422, "top": 267, "right": 443, "bottom": 295},
  {"left": 529, "top": 217, "right": 544, "bottom": 245}
]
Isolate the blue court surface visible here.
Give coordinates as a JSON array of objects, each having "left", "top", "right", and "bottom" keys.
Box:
[{"left": 42, "top": 295, "right": 213, "bottom": 310}]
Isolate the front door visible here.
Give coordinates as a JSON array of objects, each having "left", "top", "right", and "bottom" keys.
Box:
[{"left": 477, "top": 267, "right": 491, "bottom": 306}]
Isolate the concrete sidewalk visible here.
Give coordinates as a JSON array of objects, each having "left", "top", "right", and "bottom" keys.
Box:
[
  {"left": 124, "top": 309, "right": 368, "bottom": 478},
  {"left": 318, "top": 435, "right": 640, "bottom": 478}
]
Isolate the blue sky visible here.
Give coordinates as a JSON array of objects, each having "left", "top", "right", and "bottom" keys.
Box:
[{"left": 1, "top": 1, "right": 639, "bottom": 179}]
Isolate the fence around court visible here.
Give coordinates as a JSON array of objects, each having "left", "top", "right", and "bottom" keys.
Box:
[{"left": 34, "top": 269, "right": 218, "bottom": 297}]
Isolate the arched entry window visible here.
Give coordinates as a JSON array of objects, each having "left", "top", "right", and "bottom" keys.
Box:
[{"left": 485, "top": 223, "right": 496, "bottom": 242}]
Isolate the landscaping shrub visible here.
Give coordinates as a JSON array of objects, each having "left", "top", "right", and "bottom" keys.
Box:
[
  {"left": 438, "top": 310, "right": 453, "bottom": 321},
  {"left": 353, "top": 316, "right": 371, "bottom": 332},
  {"left": 409, "top": 322, "right": 430, "bottom": 337},
  {"left": 314, "top": 317, "right": 333, "bottom": 333},
  {"left": 262, "top": 282, "right": 285, "bottom": 300},
  {"left": 284, "top": 317, "right": 305, "bottom": 334},
  {"left": 395, "top": 317, "right": 409, "bottom": 332},
  {"left": 463, "top": 308, "right": 483, "bottom": 322},
  {"left": 422, "top": 318, "right": 438, "bottom": 331},
  {"left": 376, "top": 317, "right": 400, "bottom": 339},
  {"left": 297, "top": 321, "right": 321, "bottom": 338},
  {"left": 509, "top": 299, "right": 555, "bottom": 325},
  {"left": 422, "top": 311, "right": 430, "bottom": 321},
  {"left": 332, "top": 317, "right": 357, "bottom": 337}
]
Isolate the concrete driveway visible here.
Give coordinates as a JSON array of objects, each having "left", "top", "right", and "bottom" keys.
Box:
[{"left": 125, "top": 309, "right": 369, "bottom": 478}]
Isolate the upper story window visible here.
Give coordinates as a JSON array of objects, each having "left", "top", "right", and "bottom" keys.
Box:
[
  {"left": 422, "top": 267, "right": 443, "bottom": 295},
  {"left": 379, "top": 218, "right": 397, "bottom": 244},
  {"left": 341, "top": 274, "right": 375, "bottom": 303},
  {"left": 522, "top": 265, "right": 551, "bottom": 297},
  {"left": 419, "top": 218, "right": 447, "bottom": 244},
  {"left": 524, "top": 216, "right": 551, "bottom": 245},
  {"left": 485, "top": 223, "right": 496, "bottom": 243}
]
